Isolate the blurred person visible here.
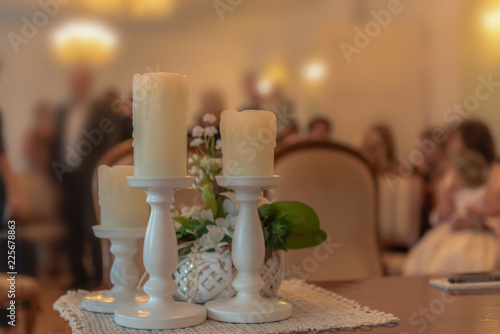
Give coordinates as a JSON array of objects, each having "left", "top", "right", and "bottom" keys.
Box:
[
  {"left": 239, "top": 71, "right": 261, "bottom": 111},
  {"left": 360, "top": 124, "right": 397, "bottom": 174},
  {"left": 0, "top": 61, "right": 36, "bottom": 281},
  {"left": 0, "top": 62, "right": 21, "bottom": 222},
  {"left": 404, "top": 119, "right": 500, "bottom": 275},
  {"left": 0, "top": 117, "right": 21, "bottom": 222},
  {"left": 262, "top": 85, "right": 296, "bottom": 141},
  {"left": 102, "top": 88, "right": 133, "bottom": 141},
  {"left": 195, "top": 89, "right": 225, "bottom": 127},
  {"left": 51, "top": 66, "right": 124, "bottom": 289},
  {"left": 361, "top": 124, "right": 422, "bottom": 250},
  {"left": 415, "top": 128, "right": 450, "bottom": 237},
  {"left": 279, "top": 122, "right": 302, "bottom": 146},
  {"left": 308, "top": 116, "right": 333, "bottom": 141},
  {"left": 23, "top": 101, "right": 56, "bottom": 171}
]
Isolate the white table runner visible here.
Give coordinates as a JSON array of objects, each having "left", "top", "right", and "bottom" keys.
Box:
[{"left": 54, "top": 279, "right": 399, "bottom": 333}]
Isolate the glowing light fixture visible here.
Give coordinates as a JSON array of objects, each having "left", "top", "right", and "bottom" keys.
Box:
[
  {"left": 52, "top": 21, "right": 117, "bottom": 67},
  {"left": 258, "top": 78, "right": 272, "bottom": 95},
  {"left": 483, "top": 8, "right": 500, "bottom": 30},
  {"left": 304, "top": 60, "right": 326, "bottom": 83},
  {"left": 80, "top": 0, "right": 175, "bottom": 19}
]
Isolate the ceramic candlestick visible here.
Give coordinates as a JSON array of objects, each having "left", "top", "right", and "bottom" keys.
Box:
[
  {"left": 114, "top": 177, "right": 207, "bottom": 330},
  {"left": 205, "top": 176, "right": 292, "bottom": 323}
]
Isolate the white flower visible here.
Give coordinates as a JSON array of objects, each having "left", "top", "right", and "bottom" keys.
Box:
[
  {"left": 199, "top": 156, "right": 210, "bottom": 169},
  {"left": 215, "top": 217, "right": 229, "bottom": 229},
  {"left": 215, "top": 158, "right": 223, "bottom": 168},
  {"left": 225, "top": 215, "right": 237, "bottom": 230},
  {"left": 202, "top": 113, "right": 217, "bottom": 124},
  {"left": 187, "top": 157, "right": 194, "bottom": 164},
  {"left": 190, "top": 138, "right": 204, "bottom": 147},
  {"left": 222, "top": 196, "right": 239, "bottom": 216},
  {"left": 215, "top": 139, "right": 222, "bottom": 150},
  {"left": 199, "top": 225, "right": 225, "bottom": 251},
  {"left": 188, "top": 165, "right": 198, "bottom": 176},
  {"left": 192, "top": 125, "right": 204, "bottom": 137},
  {"left": 216, "top": 216, "right": 236, "bottom": 237},
  {"left": 204, "top": 126, "right": 218, "bottom": 137},
  {"left": 180, "top": 206, "right": 202, "bottom": 219},
  {"left": 200, "top": 209, "right": 214, "bottom": 223}
]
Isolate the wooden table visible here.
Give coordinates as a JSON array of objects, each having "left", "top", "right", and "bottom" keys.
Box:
[{"left": 315, "top": 275, "right": 500, "bottom": 334}]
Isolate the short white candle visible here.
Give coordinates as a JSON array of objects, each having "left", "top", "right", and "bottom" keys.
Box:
[
  {"left": 132, "top": 72, "right": 189, "bottom": 177},
  {"left": 98, "top": 165, "right": 150, "bottom": 228},
  {"left": 220, "top": 109, "right": 277, "bottom": 176}
]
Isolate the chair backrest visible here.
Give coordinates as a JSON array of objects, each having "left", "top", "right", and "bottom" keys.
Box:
[
  {"left": 273, "top": 140, "right": 384, "bottom": 281},
  {"left": 92, "top": 139, "right": 199, "bottom": 288},
  {"left": 378, "top": 174, "right": 422, "bottom": 248}
]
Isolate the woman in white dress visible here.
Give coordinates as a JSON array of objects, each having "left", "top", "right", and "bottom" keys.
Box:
[{"left": 404, "top": 120, "right": 500, "bottom": 276}]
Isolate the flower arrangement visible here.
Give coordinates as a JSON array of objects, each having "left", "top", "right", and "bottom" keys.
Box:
[{"left": 174, "top": 113, "right": 326, "bottom": 257}]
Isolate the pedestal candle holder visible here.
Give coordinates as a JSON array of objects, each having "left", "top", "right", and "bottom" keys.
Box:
[
  {"left": 205, "top": 176, "right": 292, "bottom": 323},
  {"left": 114, "top": 177, "right": 207, "bottom": 330},
  {"left": 82, "top": 226, "right": 147, "bottom": 313}
]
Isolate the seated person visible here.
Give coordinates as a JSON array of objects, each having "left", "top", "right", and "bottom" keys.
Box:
[
  {"left": 308, "top": 117, "right": 332, "bottom": 141},
  {"left": 404, "top": 122, "right": 500, "bottom": 275}
]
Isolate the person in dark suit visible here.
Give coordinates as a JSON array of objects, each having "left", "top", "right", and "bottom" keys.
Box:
[{"left": 51, "top": 66, "right": 125, "bottom": 288}]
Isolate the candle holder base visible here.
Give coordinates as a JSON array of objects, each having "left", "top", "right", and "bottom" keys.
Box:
[
  {"left": 205, "top": 176, "right": 292, "bottom": 324},
  {"left": 82, "top": 226, "right": 147, "bottom": 314},
  {"left": 82, "top": 290, "right": 147, "bottom": 314},
  {"left": 115, "top": 301, "right": 207, "bottom": 330},
  {"left": 206, "top": 294, "right": 292, "bottom": 323}
]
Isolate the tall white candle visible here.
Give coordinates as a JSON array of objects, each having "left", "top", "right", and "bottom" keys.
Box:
[
  {"left": 98, "top": 165, "right": 150, "bottom": 228},
  {"left": 220, "top": 109, "right": 277, "bottom": 176},
  {"left": 132, "top": 72, "right": 188, "bottom": 177}
]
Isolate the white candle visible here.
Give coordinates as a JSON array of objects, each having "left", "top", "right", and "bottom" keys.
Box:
[
  {"left": 132, "top": 72, "right": 188, "bottom": 177},
  {"left": 98, "top": 165, "right": 150, "bottom": 228},
  {"left": 220, "top": 109, "right": 277, "bottom": 176}
]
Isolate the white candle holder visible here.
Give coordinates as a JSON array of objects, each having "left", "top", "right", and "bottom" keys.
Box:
[
  {"left": 205, "top": 176, "right": 293, "bottom": 323},
  {"left": 114, "top": 177, "right": 207, "bottom": 330},
  {"left": 82, "top": 226, "right": 147, "bottom": 314}
]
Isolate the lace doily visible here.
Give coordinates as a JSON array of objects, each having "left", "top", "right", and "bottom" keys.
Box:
[{"left": 54, "top": 279, "right": 399, "bottom": 333}]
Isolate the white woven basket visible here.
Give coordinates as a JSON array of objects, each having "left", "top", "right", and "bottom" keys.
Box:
[{"left": 174, "top": 250, "right": 285, "bottom": 303}]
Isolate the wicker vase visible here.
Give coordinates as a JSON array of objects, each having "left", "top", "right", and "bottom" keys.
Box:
[{"left": 173, "top": 250, "right": 285, "bottom": 304}]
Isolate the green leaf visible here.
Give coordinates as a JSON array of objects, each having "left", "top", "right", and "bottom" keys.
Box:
[
  {"left": 286, "top": 230, "right": 327, "bottom": 249},
  {"left": 272, "top": 218, "right": 292, "bottom": 237},
  {"left": 201, "top": 183, "right": 218, "bottom": 217},
  {"left": 262, "top": 226, "right": 269, "bottom": 242},
  {"left": 270, "top": 201, "right": 320, "bottom": 233},
  {"left": 267, "top": 236, "right": 287, "bottom": 253},
  {"left": 221, "top": 235, "right": 232, "bottom": 244},
  {"left": 178, "top": 246, "right": 192, "bottom": 257},
  {"left": 258, "top": 204, "right": 276, "bottom": 226},
  {"left": 216, "top": 195, "right": 226, "bottom": 219},
  {"left": 173, "top": 216, "right": 190, "bottom": 226}
]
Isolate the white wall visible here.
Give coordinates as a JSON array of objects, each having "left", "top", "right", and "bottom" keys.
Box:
[{"left": 0, "top": 0, "right": 467, "bottom": 171}]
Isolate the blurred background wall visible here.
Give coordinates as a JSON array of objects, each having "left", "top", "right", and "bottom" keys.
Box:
[{"left": 0, "top": 0, "right": 497, "bottom": 172}]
